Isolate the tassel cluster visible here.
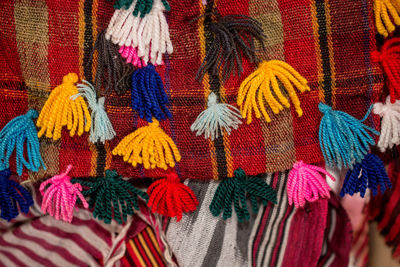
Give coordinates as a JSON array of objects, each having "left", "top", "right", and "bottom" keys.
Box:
[
  {"left": 147, "top": 172, "right": 198, "bottom": 221},
  {"left": 106, "top": 0, "right": 172, "bottom": 66},
  {"left": 76, "top": 80, "right": 116, "bottom": 143},
  {"left": 210, "top": 168, "right": 277, "bottom": 222},
  {"left": 238, "top": 60, "right": 310, "bottom": 124},
  {"left": 0, "top": 169, "right": 33, "bottom": 221},
  {"left": 197, "top": 13, "right": 265, "bottom": 81},
  {"left": 131, "top": 64, "right": 171, "bottom": 122},
  {"left": 372, "top": 38, "right": 400, "bottom": 103},
  {"left": 0, "top": 109, "right": 45, "bottom": 175},
  {"left": 287, "top": 161, "right": 335, "bottom": 208},
  {"left": 374, "top": 0, "right": 400, "bottom": 37},
  {"left": 318, "top": 103, "right": 379, "bottom": 169},
  {"left": 112, "top": 119, "right": 181, "bottom": 170},
  {"left": 40, "top": 165, "right": 88, "bottom": 223},
  {"left": 373, "top": 96, "right": 400, "bottom": 152},
  {"left": 191, "top": 92, "right": 242, "bottom": 140},
  {"left": 37, "top": 73, "right": 91, "bottom": 140},
  {"left": 119, "top": 46, "right": 163, "bottom": 67},
  {"left": 340, "top": 154, "right": 391, "bottom": 197},
  {"left": 72, "top": 170, "right": 148, "bottom": 224}
]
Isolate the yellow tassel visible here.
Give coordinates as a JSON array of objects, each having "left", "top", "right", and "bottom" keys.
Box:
[
  {"left": 374, "top": 0, "right": 400, "bottom": 37},
  {"left": 37, "top": 73, "right": 91, "bottom": 140},
  {"left": 237, "top": 60, "right": 310, "bottom": 124},
  {"left": 112, "top": 119, "right": 181, "bottom": 170}
]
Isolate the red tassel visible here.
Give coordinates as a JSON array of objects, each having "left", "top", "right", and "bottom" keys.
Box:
[
  {"left": 372, "top": 38, "right": 400, "bottom": 103},
  {"left": 147, "top": 172, "right": 199, "bottom": 221}
]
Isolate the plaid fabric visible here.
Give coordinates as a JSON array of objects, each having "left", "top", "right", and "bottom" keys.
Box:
[{"left": 0, "top": 0, "right": 383, "bottom": 181}]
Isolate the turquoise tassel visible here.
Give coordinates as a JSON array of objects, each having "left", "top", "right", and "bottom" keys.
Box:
[
  {"left": 0, "top": 110, "right": 45, "bottom": 175},
  {"left": 318, "top": 103, "right": 379, "bottom": 169},
  {"left": 76, "top": 80, "right": 116, "bottom": 144},
  {"left": 210, "top": 168, "right": 277, "bottom": 222}
]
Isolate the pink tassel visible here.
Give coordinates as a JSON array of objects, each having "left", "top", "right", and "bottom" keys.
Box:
[
  {"left": 119, "top": 46, "right": 164, "bottom": 67},
  {"left": 287, "top": 161, "right": 335, "bottom": 208},
  {"left": 40, "top": 165, "right": 88, "bottom": 223}
]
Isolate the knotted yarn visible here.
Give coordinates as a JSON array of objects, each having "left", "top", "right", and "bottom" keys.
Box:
[
  {"left": 114, "top": 0, "right": 170, "bottom": 18},
  {"left": 120, "top": 46, "right": 163, "bottom": 67},
  {"left": 72, "top": 170, "right": 148, "bottom": 224},
  {"left": 237, "top": 60, "right": 310, "bottom": 124},
  {"left": 0, "top": 109, "right": 45, "bottom": 175},
  {"left": 373, "top": 96, "right": 400, "bottom": 152},
  {"left": 287, "top": 161, "right": 335, "bottom": 208},
  {"left": 190, "top": 92, "right": 242, "bottom": 140},
  {"left": 36, "top": 73, "right": 91, "bottom": 140},
  {"left": 147, "top": 171, "right": 198, "bottom": 221},
  {"left": 318, "top": 103, "right": 379, "bottom": 169},
  {"left": 0, "top": 169, "right": 33, "bottom": 221},
  {"left": 196, "top": 12, "right": 265, "bottom": 82},
  {"left": 75, "top": 80, "right": 116, "bottom": 143},
  {"left": 106, "top": 0, "right": 172, "bottom": 65},
  {"left": 372, "top": 38, "right": 400, "bottom": 103},
  {"left": 210, "top": 168, "right": 277, "bottom": 222},
  {"left": 340, "top": 153, "right": 391, "bottom": 197},
  {"left": 373, "top": 0, "right": 400, "bottom": 37},
  {"left": 112, "top": 119, "right": 181, "bottom": 170},
  {"left": 131, "top": 64, "right": 171, "bottom": 122},
  {"left": 40, "top": 165, "right": 88, "bottom": 223}
]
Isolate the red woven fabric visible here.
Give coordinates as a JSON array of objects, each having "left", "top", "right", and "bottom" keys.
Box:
[{"left": 0, "top": 0, "right": 383, "bottom": 181}]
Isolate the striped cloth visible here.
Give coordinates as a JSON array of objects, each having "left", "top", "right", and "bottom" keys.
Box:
[
  {"left": 165, "top": 171, "right": 338, "bottom": 267},
  {"left": 0, "top": 0, "right": 383, "bottom": 182}
]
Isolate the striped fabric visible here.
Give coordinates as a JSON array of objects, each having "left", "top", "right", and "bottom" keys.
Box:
[
  {"left": 165, "top": 171, "right": 330, "bottom": 267},
  {"left": 0, "top": 0, "right": 383, "bottom": 182},
  {"left": 121, "top": 226, "right": 167, "bottom": 267}
]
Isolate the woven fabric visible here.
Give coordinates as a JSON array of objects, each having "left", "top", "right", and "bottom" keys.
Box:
[{"left": 0, "top": 0, "right": 383, "bottom": 180}]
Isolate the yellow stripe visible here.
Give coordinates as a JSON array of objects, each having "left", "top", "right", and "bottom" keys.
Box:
[
  {"left": 138, "top": 233, "right": 159, "bottom": 267},
  {"left": 324, "top": 1, "right": 336, "bottom": 108},
  {"left": 198, "top": 0, "right": 218, "bottom": 180},
  {"left": 129, "top": 240, "right": 147, "bottom": 266},
  {"left": 146, "top": 227, "right": 162, "bottom": 255},
  {"left": 92, "top": 0, "right": 99, "bottom": 82}
]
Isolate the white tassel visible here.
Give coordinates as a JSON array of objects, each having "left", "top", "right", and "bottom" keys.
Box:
[
  {"left": 74, "top": 81, "right": 116, "bottom": 144},
  {"left": 105, "top": 0, "right": 172, "bottom": 65},
  {"left": 373, "top": 96, "right": 400, "bottom": 152},
  {"left": 190, "top": 92, "right": 242, "bottom": 140}
]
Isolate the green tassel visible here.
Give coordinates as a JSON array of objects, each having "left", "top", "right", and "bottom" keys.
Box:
[
  {"left": 72, "top": 170, "right": 148, "bottom": 224},
  {"left": 209, "top": 168, "right": 277, "bottom": 222},
  {"left": 131, "top": 0, "right": 170, "bottom": 17},
  {"left": 113, "top": 0, "right": 134, "bottom": 9}
]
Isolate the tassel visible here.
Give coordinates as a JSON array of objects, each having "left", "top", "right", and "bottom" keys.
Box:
[
  {"left": 113, "top": 0, "right": 134, "bottom": 10},
  {"left": 112, "top": 119, "right": 181, "bottom": 170},
  {"left": 374, "top": 0, "right": 400, "bottom": 37},
  {"left": 373, "top": 96, "right": 400, "bottom": 152},
  {"left": 0, "top": 169, "right": 33, "bottom": 221},
  {"left": 147, "top": 171, "right": 198, "bottom": 221},
  {"left": 90, "top": 30, "right": 134, "bottom": 95},
  {"left": 287, "top": 161, "right": 335, "bottom": 208},
  {"left": 0, "top": 109, "right": 45, "bottom": 175},
  {"left": 237, "top": 60, "right": 310, "bottom": 124},
  {"left": 119, "top": 46, "right": 164, "bottom": 67},
  {"left": 72, "top": 170, "right": 148, "bottom": 224},
  {"left": 75, "top": 80, "right": 116, "bottom": 143},
  {"left": 114, "top": 0, "right": 170, "bottom": 17},
  {"left": 40, "top": 165, "right": 88, "bottom": 223},
  {"left": 209, "top": 168, "right": 277, "bottom": 222},
  {"left": 318, "top": 103, "right": 379, "bottom": 169},
  {"left": 106, "top": 0, "right": 172, "bottom": 65},
  {"left": 340, "top": 153, "right": 391, "bottom": 197},
  {"left": 197, "top": 13, "right": 265, "bottom": 82},
  {"left": 190, "top": 92, "right": 242, "bottom": 140},
  {"left": 36, "top": 73, "right": 91, "bottom": 140},
  {"left": 372, "top": 38, "right": 400, "bottom": 103},
  {"left": 131, "top": 65, "right": 171, "bottom": 122}
]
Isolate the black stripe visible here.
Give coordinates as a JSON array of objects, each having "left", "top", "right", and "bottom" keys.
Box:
[
  {"left": 315, "top": 0, "right": 333, "bottom": 106},
  {"left": 204, "top": 0, "right": 227, "bottom": 179}
]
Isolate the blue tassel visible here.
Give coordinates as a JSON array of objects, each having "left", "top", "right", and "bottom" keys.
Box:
[
  {"left": 0, "top": 109, "right": 46, "bottom": 175},
  {"left": 318, "top": 103, "right": 379, "bottom": 169},
  {"left": 131, "top": 64, "right": 171, "bottom": 122},
  {"left": 0, "top": 169, "right": 33, "bottom": 221},
  {"left": 340, "top": 154, "right": 391, "bottom": 197}
]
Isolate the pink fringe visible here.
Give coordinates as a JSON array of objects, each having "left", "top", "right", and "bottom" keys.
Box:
[{"left": 119, "top": 46, "right": 164, "bottom": 67}]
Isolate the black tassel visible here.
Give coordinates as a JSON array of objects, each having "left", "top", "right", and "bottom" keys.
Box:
[{"left": 197, "top": 12, "right": 265, "bottom": 82}]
